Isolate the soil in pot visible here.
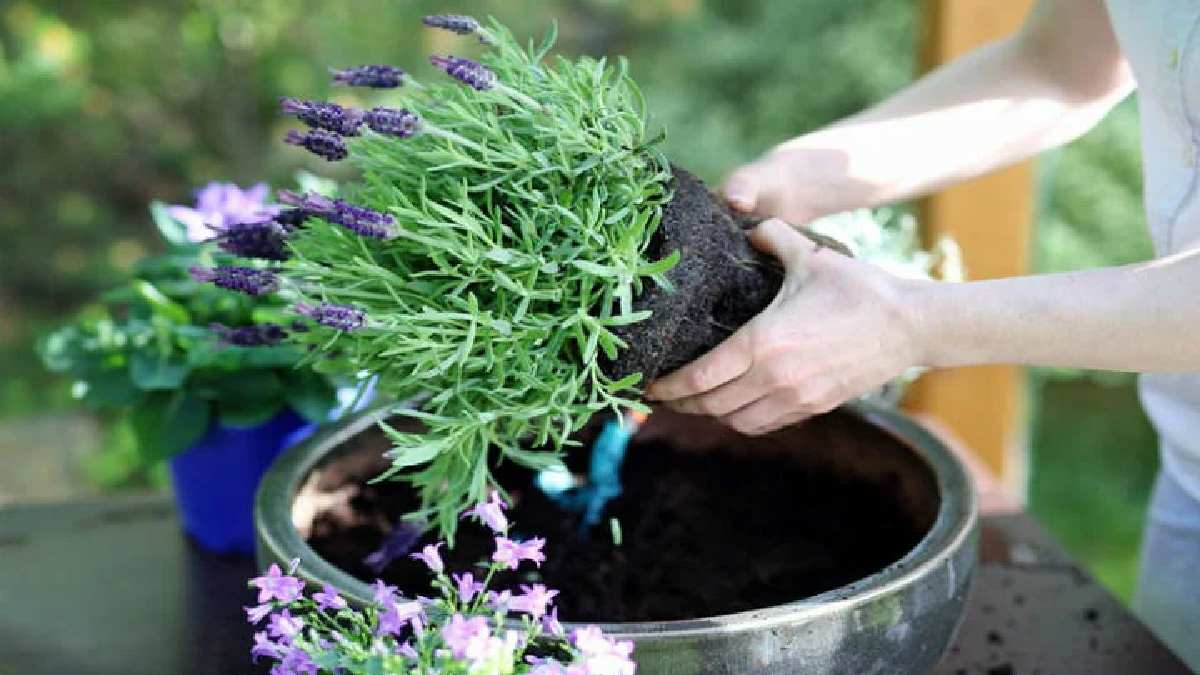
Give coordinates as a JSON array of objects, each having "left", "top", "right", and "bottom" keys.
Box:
[{"left": 303, "top": 411, "right": 933, "bottom": 623}]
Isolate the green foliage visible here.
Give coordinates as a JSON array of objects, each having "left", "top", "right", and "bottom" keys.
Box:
[
  {"left": 39, "top": 208, "right": 337, "bottom": 462},
  {"left": 283, "top": 19, "right": 674, "bottom": 537}
]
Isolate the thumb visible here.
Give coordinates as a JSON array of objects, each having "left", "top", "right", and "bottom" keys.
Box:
[
  {"left": 747, "top": 218, "right": 817, "bottom": 270},
  {"left": 721, "top": 164, "right": 764, "bottom": 214}
]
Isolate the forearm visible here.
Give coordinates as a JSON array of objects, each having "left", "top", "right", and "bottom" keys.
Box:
[
  {"left": 911, "top": 248, "right": 1200, "bottom": 372},
  {"left": 754, "top": 0, "right": 1132, "bottom": 220}
]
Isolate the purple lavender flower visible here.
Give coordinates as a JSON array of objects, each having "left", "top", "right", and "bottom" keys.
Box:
[
  {"left": 452, "top": 572, "right": 483, "bottom": 604},
  {"left": 441, "top": 614, "right": 491, "bottom": 660},
  {"left": 313, "top": 584, "right": 348, "bottom": 611},
  {"left": 267, "top": 609, "right": 304, "bottom": 639},
  {"left": 463, "top": 490, "right": 509, "bottom": 533},
  {"left": 244, "top": 603, "right": 274, "bottom": 625},
  {"left": 251, "top": 632, "right": 284, "bottom": 663},
  {"left": 295, "top": 302, "right": 367, "bottom": 332},
  {"left": 211, "top": 219, "right": 290, "bottom": 260},
  {"left": 430, "top": 55, "right": 495, "bottom": 91},
  {"left": 249, "top": 563, "right": 305, "bottom": 603},
  {"left": 190, "top": 265, "right": 279, "bottom": 296},
  {"left": 422, "top": 14, "right": 481, "bottom": 35},
  {"left": 167, "top": 182, "right": 280, "bottom": 243},
  {"left": 410, "top": 542, "right": 445, "bottom": 574},
  {"left": 492, "top": 536, "right": 546, "bottom": 570},
  {"left": 288, "top": 193, "right": 396, "bottom": 239},
  {"left": 330, "top": 64, "right": 406, "bottom": 88},
  {"left": 363, "top": 520, "right": 424, "bottom": 574},
  {"left": 280, "top": 97, "right": 363, "bottom": 136},
  {"left": 211, "top": 323, "right": 288, "bottom": 347},
  {"left": 508, "top": 584, "right": 558, "bottom": 619},
  {"left": 284, "top": 129, "right": 348, "bottom": 161},
  {"left": 364, "top": 107, "right": 421, "bottom": 138},
  {"left": 377, "top": 600, "right": 423, "bottom": 637},
  {"left": 273, "top": 207, "right": 310, "bottom": 231}
]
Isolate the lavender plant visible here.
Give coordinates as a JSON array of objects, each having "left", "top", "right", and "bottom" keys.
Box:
[
  {"left": 247, "top": 493, "right": 636, "bottom": 674},
  {"left": 191, "top": 16, "right": 675, "bottom": 537}
]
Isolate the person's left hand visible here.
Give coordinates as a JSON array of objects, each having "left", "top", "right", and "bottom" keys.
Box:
[{"left": 644, "top": 218, "right": 928, "bottom": 435}]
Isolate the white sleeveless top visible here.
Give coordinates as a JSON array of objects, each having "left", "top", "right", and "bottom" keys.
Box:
[{"left": 1105, "top": 1, "right": 1200, "bottom": 500}]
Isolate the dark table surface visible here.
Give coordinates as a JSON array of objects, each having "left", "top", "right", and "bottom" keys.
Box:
[{"left": 0, "top": 495, "right": 1193, "bottom": 675}]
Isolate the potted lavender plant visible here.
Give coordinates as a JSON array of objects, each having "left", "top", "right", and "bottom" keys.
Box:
[
  {"left": 223, "top": 16, "right": 977, "bottom": 673},
  {"left": 39, "top": 182, "right": 339, "bottom": 553}
]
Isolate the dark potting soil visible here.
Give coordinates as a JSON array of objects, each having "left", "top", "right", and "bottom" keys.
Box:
[
  {"left": 603, "top": 166, "right": 850, "bottom": 382},
  {"left": 305, "top": 415, "right": 927, "bottom": 623}
]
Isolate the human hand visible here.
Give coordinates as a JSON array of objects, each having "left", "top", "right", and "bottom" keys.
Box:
[
  {"left": 644, "top": 218, "right": 927, "bottom": 435},
  {"left": 721, "top": 145, "right": 851, "bottom": 224}
]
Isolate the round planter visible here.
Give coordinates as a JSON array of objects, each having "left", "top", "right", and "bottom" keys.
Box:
[{"left": 255, "top": 402, "right": 977, "bottom": 675}]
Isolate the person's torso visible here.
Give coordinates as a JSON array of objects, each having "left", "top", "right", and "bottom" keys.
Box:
[{"left": 1104, "top": 1, "right": 1200, "bottom": 488}]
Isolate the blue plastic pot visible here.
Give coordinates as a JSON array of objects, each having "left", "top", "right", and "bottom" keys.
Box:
[{"left": 169, "top": 408, "right": 316, "bottom": 554}]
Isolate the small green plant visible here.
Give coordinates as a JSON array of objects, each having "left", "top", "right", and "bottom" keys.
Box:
[
  {"left": 39, "top": 183, "right": 338, "bottom": 462},
  {"left": 192, "top": 17, "right": 675, "bottom": 537}
]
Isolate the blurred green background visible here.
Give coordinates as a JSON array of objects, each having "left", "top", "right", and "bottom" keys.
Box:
[{"left": 0, "top": 1, "right": 1157, "bottom": 600}]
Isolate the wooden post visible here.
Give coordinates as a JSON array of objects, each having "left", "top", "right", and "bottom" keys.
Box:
[{"left": 903, "top": 0, "right": 1036, "bottom": 493}]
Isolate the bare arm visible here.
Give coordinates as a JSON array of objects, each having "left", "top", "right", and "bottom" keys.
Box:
[{"left": 725, "top": 0, "right": 1134, "bottom": 222}]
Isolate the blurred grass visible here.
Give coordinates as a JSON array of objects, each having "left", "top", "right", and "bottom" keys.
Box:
[{"left": 1029, "top": 374, "right": 1158, "bottom": 602}]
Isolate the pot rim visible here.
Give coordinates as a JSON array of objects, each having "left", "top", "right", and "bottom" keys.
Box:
[{"left": 255, "top": 400, "right": 977, "bottom": 640}]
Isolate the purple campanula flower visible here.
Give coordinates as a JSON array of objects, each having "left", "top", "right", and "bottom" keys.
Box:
[
  {"left": 294, "top": 302, "right": 367, "bottom": 332},
  {"left": 251, "top": 631, "right": 284, "bottom": 662},
  {"left": 364, "top": 107, "right": 421, "bottom": 138},
  {"left": 167, "top": 181, "right": 279, "bottom": 243},
  {"left": 492, "top": 536, "right": 545, "bottom": 570},
  {"left": 398, "top": 642, "right": 419, "bottom": 660},
  {"left": 211, "top": 323, "right": 288, "bottom": 347},
  {"left": 422, "top": 14, "right": 481, "bottom": 36},
  {"left": 372, "top": 580, "right": 399, "bottom": 607},
  {"left": 331, "top": 64, "right": 406, "bottom": 88},
  {"left": 189, "top": 265, "right": 279, "bottom": 296},
  {"left": 250, "top": 563, "right": 305, "bottom": 603},
  {"left": 463, "top": 490, "right": 509, "bottom": 533},
  {"left": 571, "top": 626, "right": 636, "bottom": 675},
  {"left": 267, "top": 609, "right": 304, "bottom": 639},
  {"left": 508, "top": 584, "right": 558, "bottom": 619},
  {"left": 280, "top": 97, "right": 363, "bottom": 136},
  {"left": 278, "top": 646, "right": 319, "bottom": 675},
  {"left": 527, "top": 662, "right": 568, "bottom": 675},
  {"left": 440, "top": 614, "right": 490, "bottom": 660},
  {"left": 284, "top": 129, "right": 348, "bottom": 161},
  {"left": 213, "top": 219, "right": 290, "bottom": 261},
  {"left": 485, "top": 589, "right": 512, "bottom": 612},
  {"left": 430, "top": 55, "right": 495, "bottom": 91},
  {"left": 244, "top": 603, "right": 274, "bottom": 625},
  {"left": 363, "top": 520, "right": 424, "bottom": 574},
  {"left": 410, "top": 542, "right": 444, "bottom": 574},
  {"left": 313, "top": 584, "right": 347, "bottom": 611},
  {"left": 541, "top": 606, "right": 564, "bottom": 637},
  {"left": 376, "top": 600, "right": 423, "bottom": 637},
  {"left": 452, "top": 572, "right": 483, "bottom": 604}
]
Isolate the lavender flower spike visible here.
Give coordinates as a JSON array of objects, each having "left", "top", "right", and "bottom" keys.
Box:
[
  {"left": 430, "top": 55, "right": 495, "bottom": 91},
  {"left": 330, "top": 64, "right": 406, "bottom": 88},
  {"left": 364, "top": 107, "right": 421, "bottom": 138},
  {"left": 284, "top": 129, "right": 348, "bottom": 162},
  {"left": 189, "top": 265, "right": 279, "bottom": 296},
  {"left": 295, "top": 302, "right": 367, "bottom": 332},
  {"left": 280, "top": 97, "right": 363, "bottom": 136},
  {"left": 422, "top": 14, "right": 481, "bottom": 36},
  {"left": 289, "top": 193, "right": 396, "bottom": 239},
  {"left": 211, "top": 323, "right": 288, "bottom": 347},
  {"left": 214, "top": 220, "right": 290, "bottom": 261}
]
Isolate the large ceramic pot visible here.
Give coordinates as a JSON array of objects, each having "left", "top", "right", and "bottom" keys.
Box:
[{"left": 255, "top": 402, "right": 977, "bottom": 675}]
